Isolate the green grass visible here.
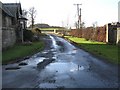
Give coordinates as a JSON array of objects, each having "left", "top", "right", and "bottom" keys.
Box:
[
  {"left": 2, "top": 41, "right": 44, "bottom": 64},
  {"left": 65, "top": 36, "right": 119, "bottom": 64}
]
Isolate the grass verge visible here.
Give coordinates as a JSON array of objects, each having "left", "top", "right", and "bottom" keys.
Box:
[
  {"left": 2, "top": 41, "right": 44, "bottom": 64},
  {"left": 65, "top": 36, "right": 119, "bottom": 64}
]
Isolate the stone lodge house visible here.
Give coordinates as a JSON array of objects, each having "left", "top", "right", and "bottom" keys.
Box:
[{"left": 0, "top": 1, "right": 27, "bottom": 50}]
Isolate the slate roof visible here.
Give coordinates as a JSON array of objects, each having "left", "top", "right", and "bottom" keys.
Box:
[
  {"left": 2, "top": 3, "right": 22, "bottom": 18},
  {"left": 0, "top": 1, "right": 2, "bottom": 10},
  {"left": 1, "top": 2, "right": 27, "bottom": 21},
  {"left": 2, "top": 4, "right": 14, "bottom": 17},
  {"left": 18, "top": 14, "right": 28, "bottom": 20}
]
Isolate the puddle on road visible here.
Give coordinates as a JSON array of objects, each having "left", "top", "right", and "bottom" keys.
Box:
[
  {"left": 41, "top": 51, "right": 49, "bottom": 54},
  {"left": 49, "top": 35, "right": 59, "bottom": 49},
  {"left": 67, "top": 49, "right": 77, "bottom": 55},
  {"left": 4, "top": 64, "right": 21, "bottom": 70},
  {"left": 56, "top": 53, "right": 75, "bottom": 62},
  {"left": 18, "top": 62, "right": 28, "bottom": 66},
  {"left": 29, "top": 57, "right": 45, "bottom": 65},
  {"left": 5, "top": 66, "right": 21, "bottom": 70},
  {"left": 46, "top": 62, "right": 84, "bottom": 73},
  {"left": 22, "top": 57, "right": 46, "bottom": 66},
  {"left": 50, "top": 49, "right": 56, "bottom": 52},
  {"left": 41, "top": 49, "right": 54, "bottom": 54},
  {"left": 39, "top": 83, "right": 64, "bottom": 88},
  {"left": 70, "top": 65, "right": 84, "bottom": 72},
  {"left": 39, "top": 81, "right": 65, "bottom": 88},
  {"left": 38, "top": 62, "right": 85, "bottom": 88},
  {"left": 5, "top": 57, "right": 46, "bottom": 70}
]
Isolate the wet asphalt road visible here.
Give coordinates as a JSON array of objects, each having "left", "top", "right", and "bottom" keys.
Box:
[{"left": 2, "top": 34, "right": 119, "bottom": 88}]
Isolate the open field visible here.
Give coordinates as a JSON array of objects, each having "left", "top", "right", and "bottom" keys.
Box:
[{"left": 65, "top": 36, "right": 119, "bottom": 64}]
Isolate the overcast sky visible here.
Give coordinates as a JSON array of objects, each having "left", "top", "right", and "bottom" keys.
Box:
[{"left": 1, "top": 0, "right": 120, "bottom": 28}]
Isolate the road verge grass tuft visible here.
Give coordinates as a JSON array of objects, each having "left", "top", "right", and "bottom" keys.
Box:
[{"left": 2, "top": 41, "right": 44, "bottom": 64}]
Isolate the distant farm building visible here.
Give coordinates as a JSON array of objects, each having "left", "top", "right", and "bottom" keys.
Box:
[{"left": 30, "top": 23, "right": 69, "bottom": 35}]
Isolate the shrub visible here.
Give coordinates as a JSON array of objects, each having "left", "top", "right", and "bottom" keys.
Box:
[
  {"left": 23, "top": 29, "right": 34, "bottom": 41},
  {"left": 35, "top": 28, "right": 41, "bottom": 33}
]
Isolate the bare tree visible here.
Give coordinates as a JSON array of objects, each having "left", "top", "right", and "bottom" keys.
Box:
[
  {"left": 74, "top": 21, "right": 78, "bottom": 29},
  {"left": 92, "top": 21, "right": 97, "bottom": 41},
  {"left": 22, "top": 9, "right": 28, "bottom": 18},
  {"left": 81, "top": 22, "right": 85, "bottom": 28},
  {"left": 28, "top": 7, "right": 36, "bottom": 29},
  {"left": 92, "top": 21, "right": 97, "bottom": 30}
]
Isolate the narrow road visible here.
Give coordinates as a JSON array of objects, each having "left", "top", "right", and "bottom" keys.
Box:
[{"left": 2, "top": 34, "right": 119, "bottom": 88}]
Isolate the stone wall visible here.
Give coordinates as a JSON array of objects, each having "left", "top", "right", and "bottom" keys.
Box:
[
  {"left": 1, "top": 6, "right": 17, "bottom": 50},
  {"left": 2, "top": 27, "right": 16, "bottom": 50}
]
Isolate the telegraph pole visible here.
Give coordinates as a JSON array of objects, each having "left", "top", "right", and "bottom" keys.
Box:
[
  {"left": 80, "top": 8, "right": 82, "bottom": 29},
  {"left": 74, "top": 4, "right": 82, "bottom": 29}
]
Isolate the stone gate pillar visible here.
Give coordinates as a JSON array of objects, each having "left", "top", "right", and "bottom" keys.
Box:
[{"left": 106, "top": 24, "right": 109, "bottom": 43}]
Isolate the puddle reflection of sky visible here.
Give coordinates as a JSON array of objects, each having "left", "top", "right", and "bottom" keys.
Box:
[{"left": 46, "top": 62, "right": 84, "bottom": 74}]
